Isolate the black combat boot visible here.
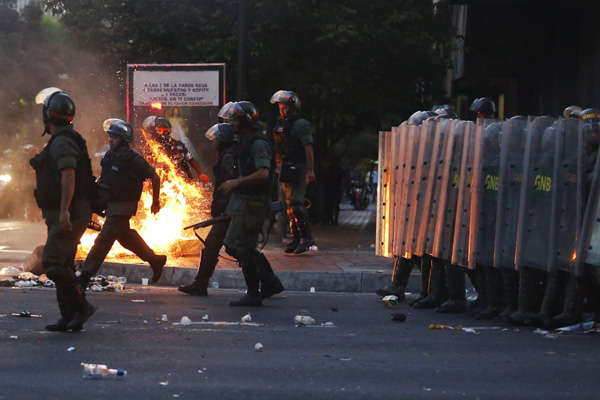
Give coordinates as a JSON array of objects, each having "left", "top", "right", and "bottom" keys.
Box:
[
  {"left": 178, "top": 279, "right": 209, "bottom": 296},
  {"left": 375, "top": 256, "right": 413, "bottom": 300},
  {"left": 294, "top": 218, "right": 315, "bottom": 254},
  {"left": 527, "top": 270, "right": 567, "bottom": 327},
  {"left": 149, "top": 254, "right": 167, "bottom": 283},
  {"left": 66, "top": 300, "right": 97, "bottom": 332},
  {"left": 475, "top": 266, "right": 504, "bottom": 320},
  {"left": 284, "top": 218, "right": 301, "bottom": 254},
  {"left": 435, "top": 263, "right": 466, "bottom": 313},
  {"left": 230, "top": 291, "right": 263, "bottom": 307},
  {"left": 257, "top": 253, "right": 285, "bottom": 299},
  {"left": 547, "top": 274, "right": 583, "bottom": 329},
  {"left": 413, "top": 257, "right": 448, "bottom": 309},
  {"left": 45, "top": 295, "right": 73, "bottom": 332},
  {"left": 408, "top": 255, "right": 431, "bottom": 306},
  {"left": 508, "top": 266, "right": 545, "bottom": 325},
  {"left": 497, "top": 267, "right": 520, "bottom": 322},
  {"left": 466, "top": 267, "right": 487, "bottom": 316}
]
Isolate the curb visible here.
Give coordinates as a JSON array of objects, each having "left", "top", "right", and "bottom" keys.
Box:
[{"left": 75, "top": 261, "right": 394, "bottom": 293}]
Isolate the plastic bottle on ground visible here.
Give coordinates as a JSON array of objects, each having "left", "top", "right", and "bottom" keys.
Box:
[{"left": 82, "top": 363, "right": 127, "bottom": 379}]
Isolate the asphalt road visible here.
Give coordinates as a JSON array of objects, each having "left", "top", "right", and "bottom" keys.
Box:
[{"left": 1, "top": 285, "right": 599, "bottom": 400}]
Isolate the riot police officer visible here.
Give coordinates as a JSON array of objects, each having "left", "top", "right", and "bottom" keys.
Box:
[
  {"left": 270, "top": 90, "right": 316, "bottom": 254},
  {"left": 30, "top": 87, "right": 96, "bottom": 332},
  {"left": 77, "top": 121, "right": 167, "bottom": 290},
  {"left": 142, "top": 116, "right": 209, "bottom": 183},
  {"left": 218, "top": 101, "right": 284, "bottom": 306},
  {"left": 469, "top": 97, "right": 497, "bottom": 120},
  {"left": 178, "top": 123, "right": 238, "bottom": 296}
]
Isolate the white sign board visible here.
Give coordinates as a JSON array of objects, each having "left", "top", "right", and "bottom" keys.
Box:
[{"left": 132, "top": 70, "right": 220, "bottom": 107}]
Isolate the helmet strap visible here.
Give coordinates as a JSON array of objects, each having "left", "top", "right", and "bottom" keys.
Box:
[{"left": 42, "top": 123, "right": 51, "bottom": 136}]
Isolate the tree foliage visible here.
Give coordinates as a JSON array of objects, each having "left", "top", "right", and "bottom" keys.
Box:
[{"left": 6, "top": 0, "right": 455, "bottom": 159}]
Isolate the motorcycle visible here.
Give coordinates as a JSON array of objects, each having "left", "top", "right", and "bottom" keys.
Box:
[{"left": 348, "top": 179, "right": 371, "bottom": 210}]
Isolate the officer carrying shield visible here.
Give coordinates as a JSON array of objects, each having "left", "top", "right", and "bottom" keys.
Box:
[
  {"left": 77, "top": 121, "right": 167, "bottom": 290},
  {"left": 30, "top": 87, "right": 96, "bottom": 332},
  {"left": 218, "top": 101, "right": 284, "bottom": 306},
  {"left": 270, "top": 90, "right": 316, "bottom": 254}
]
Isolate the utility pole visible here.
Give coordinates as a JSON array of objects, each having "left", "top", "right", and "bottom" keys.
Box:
[{"left": 236, "top": 0, "right": 248, "bottom": 100}]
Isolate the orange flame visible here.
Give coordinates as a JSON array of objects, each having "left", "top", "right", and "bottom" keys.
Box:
[
  {"left": 151, "top": 103, "right": 162, "bottom": 110},
  {"left": 78, "top": 130, "right": 212, "bottom": 259}
]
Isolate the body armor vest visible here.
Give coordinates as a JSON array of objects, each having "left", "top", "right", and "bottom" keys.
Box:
[
  {"left": 232, "top": 135, "right": 273, "bottom": 196},
  {"left": 99, "top": 148, "right": 144, "bottom": 203},
  {"left": 29, "top": 127, "right": 95, "bottom": 210},
  {"left": 273, "top": 114, "right": 307, "bottom": 164}
]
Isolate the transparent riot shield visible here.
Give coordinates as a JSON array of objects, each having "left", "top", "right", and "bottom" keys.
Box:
[
  {"left": 468, "top": 119, "right": 502, "bottom": 268},
  {"left": 547, "top": 118, "right": 582, "bottom": 273},
  {"left": 423, "top": 119, "right": 457, "bottom": 256},
  {"left": 376, "top": 130, "right": 391, "bottom": 257},
  {"left": 394, "top": 125, "right": 420, "bottom": 256},
  {"left": 432, "top": 120, "right": 469, "bottom": 261},
  {"left": 383, "top": 126, "right": 399, "bottom": 256},
  {"left": 575, "top": 120, "right": 600, "bottom": 275},
  {"left": 429, "top": 119, "right": 459, "bottom": 259},
  {"left": 451, "top": 121, "right": 478, "bottom": 268},
  {"left": 515, "top": 116, "right": 557, "bottom": 270},
  {"left": 494, "top": 118, "right": 528, "bottom": 269},
  {"left": 404, "top": 120, "right": 439, "bottom": 256}
]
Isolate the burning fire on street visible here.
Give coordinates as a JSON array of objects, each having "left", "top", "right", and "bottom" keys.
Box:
[{"left": 76, "top": 128, "right": 212, "bottom": 259}]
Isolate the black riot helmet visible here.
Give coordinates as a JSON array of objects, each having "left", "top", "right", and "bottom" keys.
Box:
[
  {"left": 270, "top": 90, "right": 301, "bottom": 111},
  {"left": 581, "top": 108, "right": 600, "bottom": 144},
  {"left": 407, "top": 110, "right": 436, "bottom": 126},
  {"left": 107, "top": 121, "right": 134, "bottom": 143},
  {"left": 103, "top": 118, "right": 125, "bottom": 132},
  {"left": 142, "top": 115, "right": 171, "bottom": 136},
  {"left": 205, "top": 123, "right": 236, "bottom": 143},
  {"left": 218, "top": 101, "right": 261, "bottom": 130},
  {"left": 469, "top": 97, "right": 497, "bottom": 119},
  {"left": 563, "top": 105, "right": 582, "bottom": 119},
  {"left": 35, "top": 87, "right": 76, "bottom": 126},
  {"left": 434, "top": 108, "right": 460, "bottom": 120}
]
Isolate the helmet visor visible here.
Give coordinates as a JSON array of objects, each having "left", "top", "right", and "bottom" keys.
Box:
[
  {"left": 35, "top": 87, "right": 62, "bottom": 105},
  {"left": 142, "top": 115, "right": 157, "bottom": 130},
  {"left": 217, "top": 102, "right": 246, "bottom": 121},
  {"left": 204, "top": 124, "right": 220, "bottom": 141},
  {"left": 103, "top": 118, "right": 125, "bottom": 132}
]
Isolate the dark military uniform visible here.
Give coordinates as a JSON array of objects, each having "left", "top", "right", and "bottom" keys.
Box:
[
  {"left": 224, "top": 132, "right": 282, "bottom": 302},
  {"left": 273, "top": 114, "right": 314, "bottom": 251},
  {"left": 29, "top": 125, "right": 94, "bottom": 328},
  {"left": 192, "top": 150, "right": 237, "bottom": 283},
  {"left": 79, "top": 147, "right": 164, "bottom": 286}
]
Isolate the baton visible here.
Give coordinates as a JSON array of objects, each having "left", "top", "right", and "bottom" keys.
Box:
[
  {"left": 184, "top": 215, "right": 231, "bottom": 230},
  {"left": 87, "top": 220, "right": 102, "bottom": 232}
]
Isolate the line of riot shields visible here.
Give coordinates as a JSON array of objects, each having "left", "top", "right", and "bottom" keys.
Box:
[{"left": 376, "top": 115, "right": 600, "bottom": 277}]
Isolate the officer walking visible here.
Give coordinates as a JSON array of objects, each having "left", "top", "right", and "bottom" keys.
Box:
[
  {"left": 218, "top": 101, "right": 284, "bottom": 306},
  {"left": 178, "top": 123, "right": 238, "bottom": 296},
  {"left": 141, "top": 116, "right": 210, "bottom": 184},
  {"left": 77, "top": 121, "right": 167, "bottom": 290},
  {"left": 30, "top": 87, "right": 96, "bottom": 332},
  {"left": 270, "top": 90, "right": 316, "bottom": 254}
]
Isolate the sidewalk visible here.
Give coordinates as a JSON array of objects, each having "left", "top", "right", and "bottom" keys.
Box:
[{"left": 0, "top": 203, "right": 397, "bottom": 293}]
